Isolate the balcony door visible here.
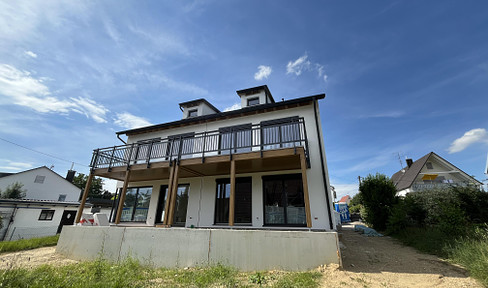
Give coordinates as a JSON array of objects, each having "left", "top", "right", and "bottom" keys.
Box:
[
  {"left": 166, "top": 133, "right": 195, "bottom": 160},
  {"left": 219, "top": 124, "right": 252, "bottom": 154},
  {"left": 120, "top": 187, "right": 152, "bottom": 222},
  {"left": 173, "top": 184, "right": 190, "bottom": 226},
  {"left": 263, "top": 174, "right": 306, "bottom": 226},
  {"left": 214, "top": 177, "right": 252, "bottom": 225},
  {"left": 261, "top": 117, "right": 301, "bottom": 150},
  {"left": 155, "top": 185, "right": 168, "bottom": 224}
]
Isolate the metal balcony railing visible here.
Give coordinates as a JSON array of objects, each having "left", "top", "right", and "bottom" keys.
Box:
[{"left": 90, "top": 117, "right": 309, "bottom": 170}]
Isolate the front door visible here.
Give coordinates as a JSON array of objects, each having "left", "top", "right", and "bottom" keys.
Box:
[{"left": 57, "top": 210, "right": 77, "bottom": 233}]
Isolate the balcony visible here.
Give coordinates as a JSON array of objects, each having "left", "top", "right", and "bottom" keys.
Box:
[
  {"left": 90, "top": 117, "right": 310, "bottom": 182},
  {"left": 411, "top": 182, "right": 471, "bottom": 191}
]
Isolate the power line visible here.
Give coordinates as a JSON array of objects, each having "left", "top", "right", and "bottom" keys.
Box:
[{"left": 0, "top": 137, "right": 89, "bottom": 168}]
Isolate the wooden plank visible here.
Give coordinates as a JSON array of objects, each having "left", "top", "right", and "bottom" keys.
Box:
[
  {"left": 75, "top": 172, "right": 94, "bottom": 223},
  {"left": 167, "top": 162, "right": 180, "bottom": 226},
  {"left": 299, "top": 151, "right": 312, "bottom": 228},
  {"left": 229, "top": 160, "right": 236, "bottom": 226},
  {"left": 163, "top": 161, "right": 176, "bottom": 225},
  {"left": 115, "top": 170, "right": 131, "bottom": 224}
]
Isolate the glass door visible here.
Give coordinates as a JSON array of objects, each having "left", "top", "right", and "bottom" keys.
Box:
[{"left": 155, "top": 185, "right": 168, "bottom": 224}]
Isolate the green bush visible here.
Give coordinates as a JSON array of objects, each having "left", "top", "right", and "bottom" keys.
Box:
[{"left": 359, "top": 173, "right": 397, "bottom": 231}]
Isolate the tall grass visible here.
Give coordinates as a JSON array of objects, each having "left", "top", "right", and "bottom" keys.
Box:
[
  {"left": 0, "top": 235, "right": 59, "bottom": 254},
  {"left": 0, "top": 258, "right": 321, "bottom": 288},
  {"left": 448, "top": 225, "right": 488, "bottom": 287}
]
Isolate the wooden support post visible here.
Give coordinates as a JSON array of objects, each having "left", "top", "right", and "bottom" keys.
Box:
[
  {"left": 115, "top": 170, "right": 131, "bottom": 224},
  {"left": 163, "top": 161, "right": 176, "bottom": 225},
  {"left": 300, "top": 151, "right": 313, "bottom": 228},
  {"left": 167, "top": 162, "right": 180, "bottom": 226},
  {"left": 229, "top": 159, "right": 236, "bottom": 226},
  {"left": 75, "top": 172, "right": 94, "bottom": 223}
]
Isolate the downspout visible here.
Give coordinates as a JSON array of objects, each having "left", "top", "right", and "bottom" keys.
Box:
[
  {"left": 117, "top": 134, "right": 127, "bottom": 144},
  {"left": 313, "top": 99, "right": 334, "bottom": 230}
]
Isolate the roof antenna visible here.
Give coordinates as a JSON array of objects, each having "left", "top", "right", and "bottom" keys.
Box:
[
  {"left": 49, "top": 165, "right": 54, "bottom": 170},
  {"left": 70, "top": 162, "right": 75, "bottom": 170},
  {"left": 396, "top": 152, "right": 404, "bottom": 169}
]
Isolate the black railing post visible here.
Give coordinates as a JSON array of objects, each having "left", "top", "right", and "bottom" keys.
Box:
[
  {"left": 202, "top": 131, "right": 207, "bottom": 162},
  {"left": 146, "top": 140, "right": 154, "bottom": 168},
  {"left": 90, "top": 149, "right": 100, "bottom": 168},
  {"left": 127, "top": 143, "right": 135, "bottom": 170},
  {"left": 108, "top": 146, "right": 116, "bottom": 171}
]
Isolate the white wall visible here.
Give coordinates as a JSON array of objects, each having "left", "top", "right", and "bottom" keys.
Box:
[
  {"left": 240, "top": 90, "right": 267, "bottom": 108},
  {"left": 0, "top": 167, "right": 81, "bottom": 202},
  {"left": 0, "top": 204, "right": 78, "bottom": 240}
]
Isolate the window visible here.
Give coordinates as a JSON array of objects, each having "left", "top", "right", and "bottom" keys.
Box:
[
  {"left": 120, "top": 187, "right": 152, "bottom": 222},
  {"left": 426, "top": 162, "right": 433, "bottom": 169},
  {"left": 188, "top": 109, "right": 198, "bottom": 117},
  {"left": 155, "top": 185, "right": 168, "bottom": 224},
  {"left": 173, "top": 184, "right": 190, "bottom": 226},
  {"left": 166, "top": 133, "right": 195, "bottom": 160},
  {"left": 214, "top": 177, "right": 252, "bottom": 225},
  {"left": 261, "top": 117, "right": 301, "bottom": 150},
  {"left": 34, "top": 175, "right": 45, "bottom": 184},
  {"left": 58, "top": 194, "right": 67, "bottom": 201},
  {"left": 263, "top": 174, "right": 306, "bottom": 226},
  {"left": 247, "top": 97, "right": 259, "bottom": 106},
  {"left": 219, "top": 124, "right": 252, "bottom": 154},
  {"left": 39, "top": 210, "right": 55, "bottom": 221}
]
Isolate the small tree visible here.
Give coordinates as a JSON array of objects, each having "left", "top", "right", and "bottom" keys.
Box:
[
  {"left": 359, "top": 173, "right": 397, "bottom": 231},
  {"left": 1, "top": 182, "right": 27, "bottom": 199},
  {"left": 73, "top": 173, "right": 112, "bottom": 200}
]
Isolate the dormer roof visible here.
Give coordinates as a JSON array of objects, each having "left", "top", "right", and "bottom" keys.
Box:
[
  {"left": 178, "top": 99, "right": 220, "bottom": 113},
  {"left": 236, "top": 85, "right": 275, "bottom": 103}
]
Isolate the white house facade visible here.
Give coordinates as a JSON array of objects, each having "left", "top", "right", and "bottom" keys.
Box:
[{"left": 57, "top": 86, "right": 341, "bottom": 270}]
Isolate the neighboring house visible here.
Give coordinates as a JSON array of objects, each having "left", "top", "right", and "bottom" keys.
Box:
[
  {"left": 0, "top": 166, "right": 83, "bottom": 240},
  {"left": 58, "top": 85, "right": 341, "bottom": 270},
  {"left": 391, "top": 152, "right": 482, "bottom": 196},
  {"left": 338, "top": 195, "right": 351, "bottom": 205}
]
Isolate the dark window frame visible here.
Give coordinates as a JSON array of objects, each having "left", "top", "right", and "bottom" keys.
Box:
[
  {"left": 214, "top": 177, "right": 252, "bottom": 225},
  {"left": 188, "top": 109, "right": 198, "bottom": 118},
  {"left": 155, "top": 185, "right": 168, "bottom": 224},
  {"left": 172, "top": 184, "right": 190, "bottom": 227},
  {"left": 262, "top": 173, "right": 306, "bottom": 227},
  {"left": 34, "top": 175, "right": 45, "bottom": 184},
  {"left": 247, "top": 97, "right": 260, "bottom": 106},
  {"left": 39, "top": 209, "right": 55, "bottom": 221},
  {"left": 120, "top": 186, "right": 152, "bottom": 222}
]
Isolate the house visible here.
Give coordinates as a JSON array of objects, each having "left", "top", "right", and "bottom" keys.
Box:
[
  {"left": 338, "top": 195, "right": 351, "bottom": 205},
  {"left": 0, "top": 166, "right": 83, "bottom": 240},
  {"left": 57, "top": 85, "right": 341, "bottom": 270},
  {"left": 391, "top": 152, "right": 482, "bottom": 196}
]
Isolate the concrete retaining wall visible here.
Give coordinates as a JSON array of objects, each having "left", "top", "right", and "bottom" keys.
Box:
[{"left": 56, "top": 226, "right": 341, "bottom": 271}]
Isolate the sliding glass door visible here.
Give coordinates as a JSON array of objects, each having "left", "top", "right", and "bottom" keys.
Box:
[
  {"left": 120, "top": 187, "right": 152, "bottom": 222},
  {"left": 214, "top": 177, "right": 252, "bottom": 225}
]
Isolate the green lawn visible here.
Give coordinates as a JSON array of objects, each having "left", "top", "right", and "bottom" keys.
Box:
[{"left": 0, "top": 235, "right": 59, "bottom": 254}]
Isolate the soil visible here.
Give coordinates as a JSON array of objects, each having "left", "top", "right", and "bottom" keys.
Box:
[
  {"left": 318, "top": 223, "right": 482, "bottom": 287},
  {"left": 0, "top": 226, "right": 482, "bottom": 287}
]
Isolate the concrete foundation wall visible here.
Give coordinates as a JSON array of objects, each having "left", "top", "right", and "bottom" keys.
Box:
[{"left": 57, "top": 226, "right": 341, "bottom": 271}]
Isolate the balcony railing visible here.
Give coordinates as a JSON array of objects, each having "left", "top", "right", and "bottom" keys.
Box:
[
  {"left": 411, "top": 182, "right": 472, "bottom": 191},
  {"left": 90, "top": 117, "right": 309, "bottom": 170}
]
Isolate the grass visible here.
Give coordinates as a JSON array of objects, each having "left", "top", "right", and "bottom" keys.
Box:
[
  {"left": 0, "top": 235, "right": 59, "bottom": 254},
  {"left": 392, "top": 225, "right": 488, "bottom": 287},
  {"left": 0, "top": 258, "right": 321, "bottom": 288}
]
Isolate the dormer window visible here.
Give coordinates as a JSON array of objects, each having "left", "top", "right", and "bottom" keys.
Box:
[
  {"left": 247, "top": 97, "right": 260, "bottom": 106},
  {"left": 188, "top": 109, "right": 198, "bottom": 118}
]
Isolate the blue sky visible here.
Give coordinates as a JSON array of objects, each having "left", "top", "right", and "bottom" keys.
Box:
[{"left": 1, "top": 1, "right": 487, "bottom": 197}]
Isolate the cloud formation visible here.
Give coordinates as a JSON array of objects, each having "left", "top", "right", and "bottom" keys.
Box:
[
  {"left": 0, "top": 64, "right": 108, "bottom": 123},
  {"left": 114, "top": 112, "right": 152, "bottom": 129},
  {"left": 448, "top": 128, "right": 488, "bottom": 153},
  {"left": 287, "top": 53, "right": 328, "bottom": 82},
  {"left": 223, "top": 103, "right": 241, "bottom": 112},
  {"left": 25, "top": 50, "right": 37, "bottom": 58},
  {"left": 254, "top": 65, "right": 272, "bottom": 80}
]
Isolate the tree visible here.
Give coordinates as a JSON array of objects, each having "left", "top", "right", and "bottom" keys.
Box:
[
  {"left": 73, "top": 173, "right": 112, "bottom": 200},
  {"left": 1, "top": 182, "right": 26, "bottom": 199},
  {"left": 359, "top": 173, "right": 397, "bottom": 231}
]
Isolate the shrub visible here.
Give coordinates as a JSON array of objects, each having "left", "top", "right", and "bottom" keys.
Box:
[{"left": 359, "top": 173, "right": 397, "bottom": 231}]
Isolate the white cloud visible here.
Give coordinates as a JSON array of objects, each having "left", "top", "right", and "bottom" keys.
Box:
[
  {"left": 0, "top": 160, "right": 33, "bottom": 172},
  {"left": 332, "top": 183, "right": 359, "bottom": 200},
  {"left": 254, "top": 65, "right": 272, "bottom": 80},
  {"left": 223, "top": 103, "right": 241, "bottom": 112},
  {"left": 114, "top": 112, "right": 152, "bottom": 129},
  {"left": 448, "top": 128, "right": 488, "bottom": 153},
  {"left": 0, "top": 64, "right": 108, "bottom": 123},
  {"left": 287, "top": 54, "right": 310, "bottom": 76},
  {"left": 287, "top": 53, "right": 328, "bottom": 82},
  {"left": 25, "top": 50, "right": 37, "bottom": 58}
]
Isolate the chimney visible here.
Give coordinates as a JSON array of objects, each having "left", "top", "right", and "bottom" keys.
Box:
[
  {"left": 406, "top": 159, "right": 413, "bottom": 168},
  {"left": 66, "top": 170, "right": 76, "bottom": 183}
]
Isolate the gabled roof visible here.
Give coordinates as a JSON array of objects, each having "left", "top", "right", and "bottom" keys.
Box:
[
  {"left": 236, "top": 85, "right": 275, "bottom": 103},
  {"left": 117, "top": 93, "right": 325, "bottom": 136},
  {"left": 391, "top": 152, "right": 482, "bottom": 191},
  {"left": 0, "top": 166, "right": 80, "bottom": 191},
  {"left": 338, "top": 195, "right": 351, "bottom": 203},
  {"left": 178, "top": 98, "right": 220, "bottom": 113}
]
